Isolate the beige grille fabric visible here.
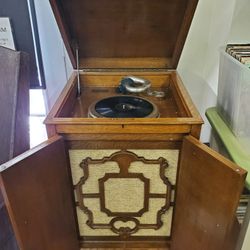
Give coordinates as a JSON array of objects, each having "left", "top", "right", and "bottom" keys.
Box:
[
  {"left": 69, "top": 149, "right": 179, "bottom": 237},
  {"left": 105, "top": 178, "right": 145, "bottom": 213}
]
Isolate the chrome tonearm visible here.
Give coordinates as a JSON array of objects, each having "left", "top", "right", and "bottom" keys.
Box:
[{"left": 120, "top": 76, "right": 151, "bottom": 93}]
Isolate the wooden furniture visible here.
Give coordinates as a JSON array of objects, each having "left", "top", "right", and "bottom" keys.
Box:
[
  {"left": 0, "top": 46, "right": 29, "bottom": 250},
  {"left": 0, "top": 1, "right": 248, "bottom": 250},
  {"left": 206, "top": 107, "right": 250, "bottom": 249},
  {"left": 0, "top": 46, "right": 29, "bottom": 164},
  {"left": 0, "top": 136, "right": 246, "bottom": 250},
  {"left": 206, "top": 107, "right": 250, "bottom": 189}
]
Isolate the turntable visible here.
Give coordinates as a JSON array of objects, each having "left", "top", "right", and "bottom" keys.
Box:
[{"left": 88, "top": 95, "right": 159, "bottom": 118}]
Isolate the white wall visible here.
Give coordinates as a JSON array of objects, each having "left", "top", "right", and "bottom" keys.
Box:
[
  {"left": 33, "top": 0, "right": 73, "bottom": 111},
  {"left": 228, "top": 0, "right": 250, "bottom": 43},
  {"left": 242, "top": 221, "right": 250, "bottom": 249},
  {"left": 178, "top": 0, "right": 237, "bottom": 142},
  {"left": 239, "top": 203, "right": 250, "bottom": 250}
]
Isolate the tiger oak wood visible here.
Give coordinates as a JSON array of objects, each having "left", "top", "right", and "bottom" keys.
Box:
[
  {"left": 44, "top": 71, "right": 203, "bottom": 140},
  {"left": 171, "top": 136, "right": 247, "bottom": 250},
  {"left": 1, "top": 1, "right": 245, "bottom": 249},
  {"left": 49, "top": 0, "right": 199, "bottom": 69},
  {"left": 0, "top": 136, "right": 79, "bottom": 250}
]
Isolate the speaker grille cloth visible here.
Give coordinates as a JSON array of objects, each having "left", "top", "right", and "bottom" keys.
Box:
[{"left": 69, "top": 149, "right": 179, "bottom": 237}]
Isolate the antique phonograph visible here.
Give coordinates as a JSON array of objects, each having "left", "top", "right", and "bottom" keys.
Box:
[
  {"left": 0, "top": 1, "right": 243, "bottom": 250},
  {"left": 44, "top": 0, "right": 204, "bottom": 246}
]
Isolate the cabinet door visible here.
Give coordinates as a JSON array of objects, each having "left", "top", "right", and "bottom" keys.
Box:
[
  {"left": 171, "top": 136, "right": 247, "bottom": 250},
  {"left": 0, "top": 136, "right": 79, "bottom": 250}
]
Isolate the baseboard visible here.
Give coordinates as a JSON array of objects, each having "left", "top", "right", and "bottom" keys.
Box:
[{"left": 80, "top": 236, "right": 171, "bottom": 248}]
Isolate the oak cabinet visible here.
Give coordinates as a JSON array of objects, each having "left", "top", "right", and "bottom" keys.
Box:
[{"left": 0, "top": 1, "right": 247, "bottom": 249}]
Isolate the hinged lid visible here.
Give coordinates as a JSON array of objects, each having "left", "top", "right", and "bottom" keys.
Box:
[{"left": 50, "top": 0, "right": 199, "bottom": 69}]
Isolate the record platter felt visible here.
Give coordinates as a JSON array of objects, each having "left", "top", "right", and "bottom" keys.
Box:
[{"left": 88, "top": 95, "right": 159, "bottom": 118}]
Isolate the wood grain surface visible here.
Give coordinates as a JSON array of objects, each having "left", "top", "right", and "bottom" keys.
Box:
[
  {"left": 0, "top": 46, "right": 30, "bottom": 250},
  {"left": 0, "top": 136, "right": 79, "bottom": 250},
  {"left": 81, "top": 248, "right": 169, "bottom": 250},
  {"left": 44, "top": 71, "right": 203, "bottom": 140},
  {"left": 0, "top": 46, "right": 30, "bottom": 164},
  {"left": 171, "top": 136, "right": 247, "bottom": 250},
  {"left": 49, "top": 0, "right": 199, "bottom": 69}
]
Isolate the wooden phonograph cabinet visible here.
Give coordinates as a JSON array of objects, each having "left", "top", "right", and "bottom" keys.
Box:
[{"left": 0, "top": 1, "right": 247, "bottom": 250}]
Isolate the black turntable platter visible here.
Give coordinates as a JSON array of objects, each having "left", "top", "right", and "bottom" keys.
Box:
[{"left": 88, "top": 95, "right": 159, "bottom": 118}]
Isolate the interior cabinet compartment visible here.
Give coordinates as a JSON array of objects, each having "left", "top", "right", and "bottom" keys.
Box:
[
  {"left": 51, "top": 72, "right": 189, "bottom": 118},
  {"left": 45, "top": 71, "right": 203, "bottom": 142}
]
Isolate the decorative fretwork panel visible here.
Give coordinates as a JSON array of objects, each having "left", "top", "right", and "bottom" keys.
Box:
[{"left": 69, "top": 149, "right": 179, "bottom": 238}]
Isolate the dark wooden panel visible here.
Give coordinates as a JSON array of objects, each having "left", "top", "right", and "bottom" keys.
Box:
[
  {"left": 81, "top": 248, "right": 169, "bottom": 250},
  {"left": 0, "top": 46, "right": 29, "bottom": 250},
  {"left": 66, "top": 140, "right": 181, "bottom": 150},
  {"left": 0, "top": 189, "right": 3, "bottom": 207},
  {"left": 0, "top": 46, "right": 29, "bottom": 163},
  {"left": 0, "top": 0, "right": 42, "bottom": 88},
  {"left": 0, "top": 136, "right": 79, "bottom": 250},
  {"left": 50, "top": 0, "right": 199, "bottom": 68},
  {"left": 81, "top": 236, "right": 170, "bottom": 248},
  {"left": 171, "top": 136, "right": 247, "bottom": 250}
]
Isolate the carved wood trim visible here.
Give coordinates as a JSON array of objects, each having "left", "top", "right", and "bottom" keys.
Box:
[
  {"left": 74, "top": 150, "right": 173, "bottom": 238},
  {"left": 110, "top": 217, "right": 140, "bottom": 238}
]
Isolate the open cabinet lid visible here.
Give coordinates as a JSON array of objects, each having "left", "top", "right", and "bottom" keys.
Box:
[
  {"left": 171, "top": 136, "right": 247, "bottom": 250},
  {"left": 0, "top": 136, "right": 79, "bottom": 250},
  {"left": 49, "top": 0, "right": 199, "bottom": 69}
]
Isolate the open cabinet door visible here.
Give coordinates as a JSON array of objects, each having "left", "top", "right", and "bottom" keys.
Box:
[
  {"left": 0, "top": 136, "right": 79, "bottom": 250},
  {"left": 171, "top": 136, "right": 247, "bottom": 250}
]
